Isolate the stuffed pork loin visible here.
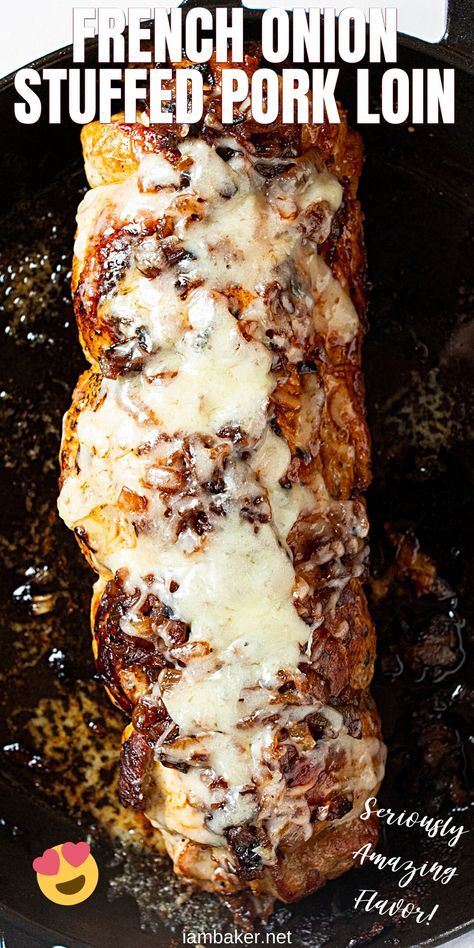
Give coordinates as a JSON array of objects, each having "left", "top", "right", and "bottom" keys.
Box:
[{"left": 58, "top": 55, "right": 385, "bottom": 916}]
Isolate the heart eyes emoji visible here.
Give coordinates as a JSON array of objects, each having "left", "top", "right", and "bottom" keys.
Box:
[
  {"left": 33, "top": 841, "right": 90, "bottom": 875},
  {"left": 32, "top": 848, "right": 60, "bottom": 876},
  {"left": 62, "top": 841, "right": 90, "bottom": 867},
  {"left": 32, "top": 840, "right": 99, "bottom": 905}
]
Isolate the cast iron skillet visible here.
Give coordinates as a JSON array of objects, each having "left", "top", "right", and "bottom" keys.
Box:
[{"left": 0, "top": 5, "right": 473, "bottom": 946}]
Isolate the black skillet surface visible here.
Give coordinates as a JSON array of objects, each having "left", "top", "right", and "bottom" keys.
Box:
[{"left": 0, "top": 11, "right": 473, "bottom": 948}]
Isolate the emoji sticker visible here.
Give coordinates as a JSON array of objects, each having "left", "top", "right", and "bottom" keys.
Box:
[{"left": 33, "top": 841, "right": 99, "bottom": 905}]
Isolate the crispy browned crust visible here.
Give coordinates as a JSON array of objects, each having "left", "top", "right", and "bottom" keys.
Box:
[
  {"left": 60, "top": 51, "right": 383, "bottom": 913},
  {"left": 273, "top": 812, "right": 380, "bottom": 903}
]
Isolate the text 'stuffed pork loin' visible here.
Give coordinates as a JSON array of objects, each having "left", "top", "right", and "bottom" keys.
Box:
[{"left": 58, "top": 55, "right": 385, "bottom": 917}]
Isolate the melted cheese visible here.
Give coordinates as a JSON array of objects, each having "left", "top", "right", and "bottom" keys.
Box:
[
  {"left": 155, "top": 512, "right": 309, "bottom": 726},
  {"left": 106, "top": 269, "right": 185, "bottom": 352},
  {"left": 59, "top": 132, "right": 383, "bottom": 865},
  {"left": 309, "top": 252, "right": 359, "bottom": 344},
  {"left": 134, "top": 290, "right": 273, "bottom": 438},
  {"left": 74, "top": 178, "right": 175, "bottom": 272},
  {"left": 138, "top": 153, "right": 181, "bottom": 190},
  {"left": 251, "top": 429, "right": 314, "bottom": 541}
]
